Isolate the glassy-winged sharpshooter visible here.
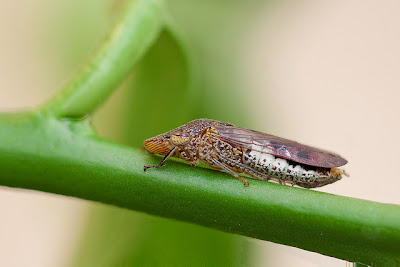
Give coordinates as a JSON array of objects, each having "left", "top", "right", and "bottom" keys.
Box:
[{"left": 143, "top": 119, "right": 348, "bottom": 188}]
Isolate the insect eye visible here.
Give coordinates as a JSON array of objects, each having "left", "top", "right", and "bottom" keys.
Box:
[{"left": 170, "top": 132, "right": 190, "bottom": 145}]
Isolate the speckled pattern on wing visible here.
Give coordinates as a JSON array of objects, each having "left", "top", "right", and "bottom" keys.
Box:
[{"left": 213, "top": 123, "right": 347, "bottom": 168}]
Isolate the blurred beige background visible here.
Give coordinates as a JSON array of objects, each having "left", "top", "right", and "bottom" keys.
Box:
[
  {"left": 1, "top": 0, "right": 399, "bottom": 266},
  {"left": 242, "top": 1, "right": 400, "bottom": 265}
]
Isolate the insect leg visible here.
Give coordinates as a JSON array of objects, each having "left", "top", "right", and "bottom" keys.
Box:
[
  {"left": 209, "top": 156, "right": 249, "bottom": 186},
  {"left": 144, "top": 147, "right": 177, "bottom": 171}
]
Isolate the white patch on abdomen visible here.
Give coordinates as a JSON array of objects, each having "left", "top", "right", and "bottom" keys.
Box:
[{"left": 242, "top": 149, "right": 327, "bottom": 182}]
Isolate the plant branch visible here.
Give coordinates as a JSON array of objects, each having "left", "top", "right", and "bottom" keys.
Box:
[
  {"left": 43, "top": 0, "right": 164, "bottom": 118},
  {"left": 0, "top": 113, "right": 399, "bottom": 265}
]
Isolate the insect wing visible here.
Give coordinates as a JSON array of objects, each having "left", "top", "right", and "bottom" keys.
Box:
[{"left": 214, "top": 123, "right": 347, "bottom": 168}]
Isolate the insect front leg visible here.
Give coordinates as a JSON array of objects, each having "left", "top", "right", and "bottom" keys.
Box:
[
  {"left": 144, "top": 147, "right": 177, "bottom": 171},
  {"left": 209, "top": 155, "right": 249, "bottom": 186}
]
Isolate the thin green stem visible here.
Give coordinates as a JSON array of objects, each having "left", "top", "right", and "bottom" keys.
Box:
[
  {"left": 0, "top": 113, "right": 399, "bottom": 265},
  {"left": 43, "top": 0, "right": 164, "bottom": 118}
]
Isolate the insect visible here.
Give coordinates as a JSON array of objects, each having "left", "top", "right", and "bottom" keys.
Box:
[{"left": 143, "top": 119, "right": 348, "bottom": 188}]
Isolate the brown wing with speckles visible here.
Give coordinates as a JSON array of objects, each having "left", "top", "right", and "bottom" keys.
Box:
[{"left": 213, "top": 122, "right": 347, "bottom": 168}]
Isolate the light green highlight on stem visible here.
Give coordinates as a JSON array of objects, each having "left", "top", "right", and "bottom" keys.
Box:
[{"left": 44, "top": 0, "right": 163, "bottom": 118}]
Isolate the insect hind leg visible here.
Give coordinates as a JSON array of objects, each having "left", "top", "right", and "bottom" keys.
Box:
[
  {"left": 214, "top": 153, "right": 274, "bottom": 184},
  {"left": 209, "top": 156, "right": 249, "bottom": 186}
]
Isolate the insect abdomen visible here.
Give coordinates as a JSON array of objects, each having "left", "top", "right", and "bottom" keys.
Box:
[{"left": 242, "top": 149, "right": 339, "bottom": 187}]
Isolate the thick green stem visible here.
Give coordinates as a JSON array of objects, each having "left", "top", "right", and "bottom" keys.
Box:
[
  {"left": 0, "top": 113, "right": 399, "bottom": 266},
  {"left": 43, "top": 0, "right": 163, "bottom": 118}
]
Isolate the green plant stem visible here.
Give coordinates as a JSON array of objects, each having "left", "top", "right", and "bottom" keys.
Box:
[
  {"left": 0, "top": 113, "right": 399, "bottom": 265},
  {"left": 43, "top": 0, "right": 163, "bottom": 118}
]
